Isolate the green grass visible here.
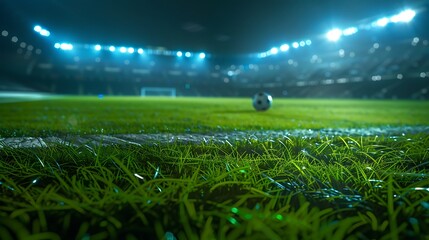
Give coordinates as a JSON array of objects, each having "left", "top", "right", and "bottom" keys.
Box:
[
  {"left": 1, "top": 96, "right": 429, "bottom": 137},
  {"left": 1, "top": 136, "right": 429, "bottom": 239},
  {"left": 1, "top": 96, "right": 429, "bottom": 239}
]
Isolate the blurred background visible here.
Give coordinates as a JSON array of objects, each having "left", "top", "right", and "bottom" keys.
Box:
[{"left": 1, "top": 0, "right": 428, "bottom": 99}]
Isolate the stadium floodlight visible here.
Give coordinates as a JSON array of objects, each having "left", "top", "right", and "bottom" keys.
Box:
[
  {"left": 95, "top": 44, "right": 102, "bottom": 51},
  {"left": 54, "top": 43, "right": 60, "bottom": 49},
  {"left": 375, "top": 17, "right": 390, "bottom": 27},
  {"left": 259, "top": 52, "right": 267, "bottom": 58},
  {"left": 326, "top": 28, "right": 342, "bottom": 42},
  {"left": 391, "top": 9, "right": 416, "bottom": 23},
  {"left": 33, "top": 25, "right": 42, "bottom": 32},
  {"left": 39, "top": 29, "right": 50, "bottom": 37},
  {"left": 128, "top": 47, "right": 135, "bottom": 54},
  {"left": 292, "top": 42, "right": 299, "bottom": 48},
  {"left": 119, "top": 47, "right": 127, "bottom": 53},
  {"left": 185, "top": 52, "right": 191, "bottom": 57},
  {"left": 60, "top": 43, "right": 73, "bottom": 50},
  {"left": 199, "top": 52, "right": 206, "bottom": 59},
  {"left": 109, "top": 46, "right": 116, "bottom": 52},
  {"left": 270, "top": 47, "right": 278, "bottom": 55},
  {"left": 305, "top": 40, "right": 312, "bottom": 45},
  {"left": 280, "top": 44, "right": 289, "bottom": 52},
  {"left": 342, "top": 27, "right": 358, "bottom": 36},
  {"left": 299, "top": 41, "right": 305, "bottom": 47},
  {"left": 176, "top": 51, "right": 183, "bottom": 57},
  {"left": 137, "top": 48, "right": 144, "bottom": 54}
]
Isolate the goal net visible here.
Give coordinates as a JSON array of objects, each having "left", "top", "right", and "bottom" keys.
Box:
[{"left": 140, "top": 87, "right": 176, "bottom": 97}]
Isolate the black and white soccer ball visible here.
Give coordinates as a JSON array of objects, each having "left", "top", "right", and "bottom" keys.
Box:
[{"left": 252, "top": 92, "right": 273, "bottom": 111}]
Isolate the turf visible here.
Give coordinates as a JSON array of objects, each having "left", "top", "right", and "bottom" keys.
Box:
[
  {"left": 1, "top": 97, "right": 429, "bottom": 137},
  {"left": 1, "top": 135, "right": 429, "bottom": 239},
  {"left": 1, "top": 96, "right": 429, "bottom": 239}
]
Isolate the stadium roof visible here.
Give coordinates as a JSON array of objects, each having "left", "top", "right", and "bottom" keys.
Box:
[{"left": 1, "top": 0, "right": 429, "bottom": 56}]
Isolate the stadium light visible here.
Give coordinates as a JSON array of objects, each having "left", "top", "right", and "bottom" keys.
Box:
[
  {"left": 270, "top": 47, "right": 278, "bottom": 55},
  {"left": 343, "top": 27, "right": 358, "bottom": 36},
  {"left": 60, "top": 43, "right": 73, "bottom": 50},
  {"left": 375, "top": 17, "right": 390, "bottom": 27},
  {"left": 33, "top": 25, "right": 42, "bottom": 32},
  {"left": 119, "top": 47, "right": 127, "bottom": 53},
  {"left": 185, "top": 52, "right": 191, "bottom": 57},
  {"left": 176, "top": 51, "right": 183, "bottom": 57},
  {"left": 34, "top": 25, "right": 50, "bottom": 37},
  {"left": 390, "top": 9, "right": 416, "bottom": 23},
  {"left": 94, "top": 44, "right": 102, "bottom": 51},
  {"left": 127, "top": 47, "right": 135, "bottom": 54},
  {"left": 292, "top": 42, "right": 299, "bottom": 48},
  {"left": 305, "top": 40, "right": 312, "bottom": 45},
  {"left": 39, "top": 29, "right": 50, "bottom": 37},
  {"left": 109, "top": 46, "right": 115, "bottom": 52},
  {"left": 199, "top": 52, "right": 206, "bottom": 59},
  {"left": 137, "top": 48, "right": 144, "bottom": 54},
  {"left": 280, "top": 44, "right": 289, "bottom": 52},
  {"left": 326, "top": 28, "right": 342, "bottom": 42},
  {"left": 54, "top": 43, "right": 60, "bottom": 49},
  {"left": 299, "top": 41, "right": 305, "bottom": 47}
]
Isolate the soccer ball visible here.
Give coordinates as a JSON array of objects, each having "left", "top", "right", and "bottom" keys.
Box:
[{"left": 252, "top": 92, "right": 273, "bottom": 111}]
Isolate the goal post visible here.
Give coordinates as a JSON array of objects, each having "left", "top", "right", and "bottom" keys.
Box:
[{"left": 140, "top": 87, "right": 176, "bottom": 97}]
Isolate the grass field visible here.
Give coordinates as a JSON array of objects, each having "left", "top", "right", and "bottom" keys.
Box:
[
  {"left": 1, "top": 96, "right": 429, "bottom": 239},
  {"left": 1, "top": 97, "right": 429, "bottom": 137}
]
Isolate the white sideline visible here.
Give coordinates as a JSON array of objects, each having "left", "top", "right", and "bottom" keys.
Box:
[{"left": 1, "top": 126, "right": 428, "bottom": 149}]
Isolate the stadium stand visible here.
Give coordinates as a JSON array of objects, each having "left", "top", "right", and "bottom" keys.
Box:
[{"left": 1, "top": 14, "right": 428, "bottom": 99}]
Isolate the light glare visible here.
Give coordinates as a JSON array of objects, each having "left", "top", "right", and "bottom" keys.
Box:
[
  {"left": 376, "top": 17, "right": 390, "bottom": 27},
  {"left": 127, "top": 47, "right": 134, "bottom": 53},
  {"left": 326, "top": 28, "right": 342, "bottom": 42},
  {"left": 391, "top": 9, "right": 416, "bottom": 23},
  {"left": 138, "top": 48, "right": 144, "bottom": 54},
  {"left": 40, "top": 29, "right": 50, "bottom": 37},
  {"left": 280, "top": 44, "right": 289, "bottom": 52},
  {"left": 176, "top": 51, "right": 183, "bottom": 57},
  {"left": 270, "top": 47, "right": 278, "bottom": 55},
  {"left": 95, "top": 44, "right": 102, "bottom": 51},
  {"left": 343, "top": 27, "right": 358, "bottom": 36},
  {"left": 185, "top": 52, "right": 191, "bottom": 57},
  {"left": 199, "top": 52, "right": 206, "bottom": 59},
  {"left": 119, "top": 47, "right": 127, "bottom": 53},
  {"left": 60, "top": 43, "right": 73, "bottom": 50},
  {"left": 109, "top": 46, "right": 115, "bottom": 52},
  {"left": 292, "top": 42, "right": 299, "bottom": 48},
  {"left": 34, "top": 25, "right": 42, "bottom": 32}
]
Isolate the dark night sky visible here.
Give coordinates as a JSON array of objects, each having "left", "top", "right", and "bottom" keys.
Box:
[{"left": 1, "top": 0, "right": 428, "bottom": 55}]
